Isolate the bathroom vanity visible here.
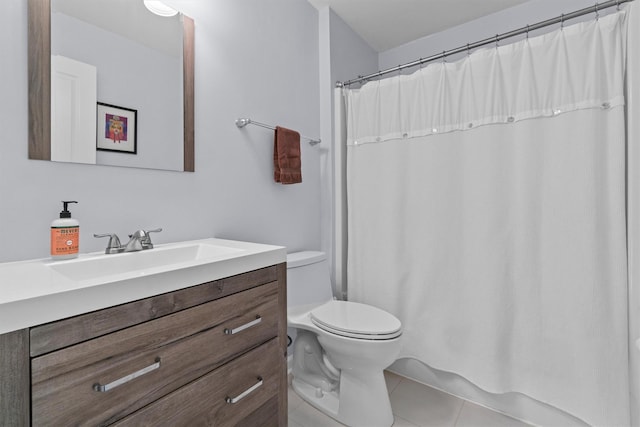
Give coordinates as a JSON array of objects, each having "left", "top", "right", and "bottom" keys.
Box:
[{"left": 0, "top": 238, "right": 287, "bottom": 426}]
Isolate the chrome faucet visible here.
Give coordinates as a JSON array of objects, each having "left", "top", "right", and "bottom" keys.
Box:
[{"left": 94, "top": 228, "right": 162, "bottom": 254}]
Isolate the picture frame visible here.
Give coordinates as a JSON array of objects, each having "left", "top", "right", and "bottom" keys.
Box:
[{"left": 96, "top": 102, "right": 137, "bottom": 154}]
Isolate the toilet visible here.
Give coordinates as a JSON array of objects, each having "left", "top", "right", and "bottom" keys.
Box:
[{"left": 287, "top": 251, "right": 402, "bottom": 427}]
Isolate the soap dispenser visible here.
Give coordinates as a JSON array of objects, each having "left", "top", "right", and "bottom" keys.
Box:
[{"left": 51, "top": 201, "right": 79, "bottom": 260}]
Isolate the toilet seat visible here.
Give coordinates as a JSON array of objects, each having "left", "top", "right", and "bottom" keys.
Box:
[{"left": 310, "top": 300, "right": 402, "bottom": 340}]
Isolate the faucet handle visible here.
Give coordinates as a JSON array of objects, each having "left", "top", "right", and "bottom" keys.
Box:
[
  {"left": 94, "top": 233, "right": 124, "bottom": 254},
  {"left": 144, "top": 228, "right": 162, "bottom": 248}
]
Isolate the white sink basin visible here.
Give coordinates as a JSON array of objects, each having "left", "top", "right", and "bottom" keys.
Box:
[
  {"left": 0, "top": 238, "right": 286, "bottom": 335},
  {"left": 49, "top": 242, "right": 244, "bottom": 281}
]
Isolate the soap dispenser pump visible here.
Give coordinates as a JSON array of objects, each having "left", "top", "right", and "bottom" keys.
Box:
[{"left": 51, "top": 200, "right": 79, "bottom": 260}]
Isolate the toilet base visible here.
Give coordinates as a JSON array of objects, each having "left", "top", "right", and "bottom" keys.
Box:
[
  {"left": 292, "top": 377, "right": 340, "bottom": 418},
  {"left": 292, "top": 369, "right": 394, "bottom": 427}
]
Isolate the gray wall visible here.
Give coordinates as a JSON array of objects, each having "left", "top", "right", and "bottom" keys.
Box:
[
  {"left": 329, "top": 9, "right": 378, "bottom": 85},
  {"left": 1, "top": 0, "right": 320, "bottom": 262},
  {"left": 315, "top": 5, "right": 377, "bottom": 297}
]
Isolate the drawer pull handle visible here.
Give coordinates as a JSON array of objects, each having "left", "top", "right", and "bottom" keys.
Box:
[
  {"left": 225, "top": 377, "right": 263, "bottom": 404},
  {"left": 93, "top": 357, "right": 161, "bottom": 392},
  {"left": 224, "top": 315, "right": 262, "bottom": 335}
]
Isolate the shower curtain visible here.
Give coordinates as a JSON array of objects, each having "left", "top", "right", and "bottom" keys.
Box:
[{"left": 345, "top": 10, "right": 631, "bottom": 427}]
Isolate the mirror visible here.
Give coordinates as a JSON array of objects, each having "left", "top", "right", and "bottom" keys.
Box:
[{"left": 28, "top": 0, "right": 194, "bottom": 172}]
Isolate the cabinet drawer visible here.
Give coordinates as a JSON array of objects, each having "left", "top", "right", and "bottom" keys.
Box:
[
  {"left": 31, "top": 281, "right": 279, "bottom": 426},
  {"left": 30, "top": 266, "right": 278, "bottom": 356},
  {"left": 114, "top": 338, "right": 282, "bottom": 427}
]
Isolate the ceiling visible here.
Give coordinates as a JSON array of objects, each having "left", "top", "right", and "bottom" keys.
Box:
[{"left": 308, "top": 0, "right": 532, "bottom": 52}]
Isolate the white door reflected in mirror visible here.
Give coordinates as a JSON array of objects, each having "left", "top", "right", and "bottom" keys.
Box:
[{"left": 51, "top": 55, "right": 97, "bottom": 164}]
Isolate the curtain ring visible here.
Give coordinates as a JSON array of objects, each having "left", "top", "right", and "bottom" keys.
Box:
[
  {"left": 495, "top": 34, "right": 499, "bottom": 49},
  {"left": 526, "top": 25, "right": 530, "bottom": 39},
  {"left": 617, "top": 0, "right": 621, "bottom": 11},
  {"left": 418, "top": 58, "right": 424, "bottom": 70},
  {"left": 442, "top": 51, "right": 446, "bottom": 64},
  {"left": 595, "top": 2, "right": 600, "bottom": 20},
  {"left": 560, "top": 14, "right": 564, "bottom": 29},
  {"left": 466, "top": 43, "right": 471, "bottom": 56}
]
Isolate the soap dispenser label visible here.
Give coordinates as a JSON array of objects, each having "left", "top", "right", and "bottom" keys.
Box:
[{"left": 51, "top": 226, "right": 79, "bottom": 256}]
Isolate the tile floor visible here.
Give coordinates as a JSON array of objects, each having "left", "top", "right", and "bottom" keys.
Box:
[{"left": 288, "top": 371, "right": 532, "bottom": 427}]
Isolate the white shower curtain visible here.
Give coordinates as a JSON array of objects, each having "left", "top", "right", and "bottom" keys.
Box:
[{"left": 346, "top": 10, "right": 630, "bottom": 427}]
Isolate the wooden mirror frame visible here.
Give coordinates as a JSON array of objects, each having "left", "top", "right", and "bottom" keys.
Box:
[{"left": 27, "top": 0, "right": 195, "bottom": 172}]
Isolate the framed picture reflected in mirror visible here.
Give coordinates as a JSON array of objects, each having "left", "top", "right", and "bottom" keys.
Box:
[{"left": 97, "top": 102, "right": 137, "bottom": 154}]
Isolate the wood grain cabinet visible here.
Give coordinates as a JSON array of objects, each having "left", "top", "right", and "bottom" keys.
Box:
[{"left": 0, "top": 263, "right": 288, "bottom": 426}]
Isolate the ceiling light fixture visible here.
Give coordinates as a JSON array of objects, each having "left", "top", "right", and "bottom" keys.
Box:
[{"left": 143, "top": 0, "right": 178, "bottom": 17}]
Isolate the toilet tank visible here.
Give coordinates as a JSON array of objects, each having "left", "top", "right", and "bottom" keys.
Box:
[{"left": 286, "top": 251, "right": 334, "bottom": 308}]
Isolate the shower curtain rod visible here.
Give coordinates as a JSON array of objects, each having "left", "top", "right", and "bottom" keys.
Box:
[{"left": 336, "top": 0, "right": 633, "bottom": 88}]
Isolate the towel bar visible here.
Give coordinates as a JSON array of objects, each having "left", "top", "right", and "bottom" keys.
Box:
[{"left": 235, "top": 118, "right": 321, "bottom": 146}]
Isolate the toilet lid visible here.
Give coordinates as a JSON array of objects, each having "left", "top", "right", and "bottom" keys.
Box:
[{"left": 310, "top": 300, "right": 402, "bottom": 340}]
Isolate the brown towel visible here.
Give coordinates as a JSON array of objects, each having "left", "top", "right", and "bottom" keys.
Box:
[{"left": 274, "top": 126, "right": 302, "bottom": 184}]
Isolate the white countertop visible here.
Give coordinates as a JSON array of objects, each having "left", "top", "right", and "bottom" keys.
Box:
[{"left": 0, "top": 238, "right": 286, "bottom": 335}]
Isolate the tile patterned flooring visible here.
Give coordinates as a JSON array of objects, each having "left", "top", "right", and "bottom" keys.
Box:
[{"left": 288, "top": 371, "right": 532, "bottom": 427}]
